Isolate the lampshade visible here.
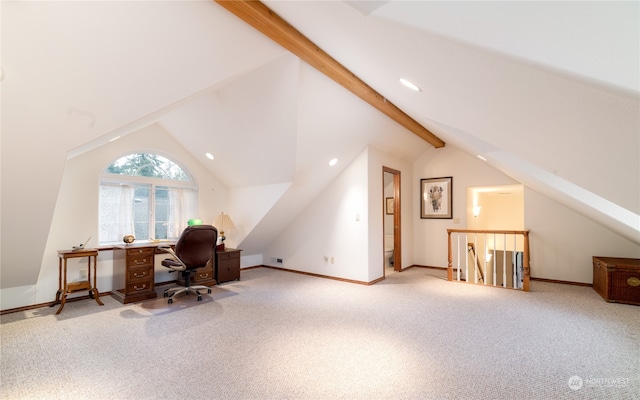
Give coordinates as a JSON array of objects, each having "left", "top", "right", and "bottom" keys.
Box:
[{"left": 214, "top": 212, "right": 235, "bottom": 236}]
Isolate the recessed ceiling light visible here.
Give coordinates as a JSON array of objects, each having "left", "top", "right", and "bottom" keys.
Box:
[
  {"left": 399, "top": 78, "right": 421, "bottom": 92},
  {"left": 329, "top": 158, "right": 338, "bottom": 166},
  {"left": 205, "top": 152, "right": 215, "bottom": 160},
  {"left": 108, "top": 136, "right": 121, "bottom": 142},
  {"left": 477, "top": 155, "right": 487, "bottom": 161}
]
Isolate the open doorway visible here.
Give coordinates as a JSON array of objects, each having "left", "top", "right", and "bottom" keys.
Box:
[
  {"left": 467, "top": 184, "right": 524, "bottom": 230},
  {"left": 383, "top": 167, "right": 401, "bottom": 276},
  {"left": 465, "top": 184, "right": 524, "bottom": 281}
]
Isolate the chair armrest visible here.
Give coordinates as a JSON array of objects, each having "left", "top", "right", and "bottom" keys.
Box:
[
  {"left": 158, "top": 246, "right": 186, "bottom": 271},
  {"left": 158, "top": 246, "right": 176, "bottom": 257}
]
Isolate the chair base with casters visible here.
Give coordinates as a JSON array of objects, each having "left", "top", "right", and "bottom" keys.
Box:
[{"left": 163, "top": 269, "right": 212, "bottom": 303}]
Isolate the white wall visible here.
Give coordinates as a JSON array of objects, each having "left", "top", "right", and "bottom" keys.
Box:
[
  {"left": 263, "top": 146, "right": 414, "bottom": 283},
  {"left": 413, "top": 145, "right": 640, "bottom": 283},
  {"left": 264, "top": 148, "right": 370, "bottom": 281},
  {"left": 228, "top": 182, "right": 291, "bottom": 249},
  {"left": 525, "top": 188, "right": 640, "bottom": 283},
  {"left": 0, "top": 124, "right": 228, "bottom": 310},
  {"left": 413, "top": 146, "right": 517, "bottom": 268}
]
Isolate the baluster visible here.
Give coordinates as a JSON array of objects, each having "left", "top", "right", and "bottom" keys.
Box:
[
  {"left": 503, "top": 233, "right": 507, "bottom": 287},
  {"left": 492, "top": 233, "right": 497, "bottom": 286},
  {"left": 446, "top": 230, "right": 529, "bottom": 291},
  {"left": 456, "top": 234, "right": 461, "bottom": 281},
  {"left": 523, "top": 231, "right": 530, "bottom": 291},
  {"left": 447, "top": 231, "right": 453, "bottom": 281},
  {"left": 484, "top": 233, "right": 488, "bottom": 285},
  {"left": 474, "top": 233, "right": 478, "bottom": 284},
  {"left": 465, "top": 233, "right": 469, "bottom": 283},
  {"left": 513, "top": 234, "right": 517, "bottom": 289}
]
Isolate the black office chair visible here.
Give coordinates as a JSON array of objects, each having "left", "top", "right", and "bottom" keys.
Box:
[{"left": 159, "top": 225, "right": 217, "bottom": 303}]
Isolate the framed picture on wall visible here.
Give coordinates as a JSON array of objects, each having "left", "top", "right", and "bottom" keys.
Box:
[
  {"left": 421, "top": 177, "right": 452, "bottom": 219},
  {"left": 385, "top": 197, "right": 394, "bottom": 215}
]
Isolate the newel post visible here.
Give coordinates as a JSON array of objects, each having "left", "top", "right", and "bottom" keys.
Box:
[{"left": 523, "top": 230, "right": 530, "bottom": 291}]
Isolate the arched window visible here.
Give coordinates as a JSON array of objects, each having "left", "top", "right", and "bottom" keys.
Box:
[{"left": 99, "top": 152, "right": 198, "bottom": 244}]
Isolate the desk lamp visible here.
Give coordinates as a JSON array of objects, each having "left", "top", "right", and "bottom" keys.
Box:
[{"left": 213, "top": 212, "right": 235, "bottom": 251}]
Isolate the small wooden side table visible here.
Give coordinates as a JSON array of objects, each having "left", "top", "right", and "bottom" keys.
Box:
[
  {"left": 52, "top": 249, "right": 103, "bottom": 314},
  {"left": 215, "top": 248, "right": 242, "bottom": 284}
]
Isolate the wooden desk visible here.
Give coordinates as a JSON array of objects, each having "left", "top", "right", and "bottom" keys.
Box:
[
  {"left": 52, "top": 249, "right": 103, "bottom": 314},
  {"left": 111, "top": 242, "right": 233, "bottom": 303}
]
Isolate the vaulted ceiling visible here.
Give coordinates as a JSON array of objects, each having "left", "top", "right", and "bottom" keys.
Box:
[{"left": 41, "top": 0, "right": 636, "bottom": 189}]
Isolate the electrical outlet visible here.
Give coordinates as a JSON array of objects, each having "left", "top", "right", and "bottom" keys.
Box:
[
  {"left": 324, "top": 256, "right": 329, "bottom": 263},
  {"left": 79, "top": 269, "right": 88, "bottom": 280},
  {"left": 276, "top": 258, "right": 283, "bottom": 264},
  {"left": 331, "top": 256, "right": 335, "bottom": 264}
]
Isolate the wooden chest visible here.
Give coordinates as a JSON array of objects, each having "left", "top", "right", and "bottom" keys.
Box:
[{"left": 592, "top": 256, "right": 640, "bottom": 305}]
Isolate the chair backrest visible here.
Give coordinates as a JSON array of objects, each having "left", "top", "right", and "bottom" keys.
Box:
[{"left": 173, "top": 225, "right": 218, "bottom": 270}]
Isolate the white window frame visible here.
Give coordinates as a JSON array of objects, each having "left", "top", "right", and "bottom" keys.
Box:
[{"left": 99, "top": 153, "right": 198, "bottom": 245}]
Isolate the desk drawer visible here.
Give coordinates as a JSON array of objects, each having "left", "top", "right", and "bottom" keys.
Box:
[
  {"left": 125, "top": 281, "right": 153, "bottom": 295},
  {"left": 194, "top": 268, "right": 214, "bottom": 282},
  {"left": 177, "top": 265, "right": 215, "bottom": 286},
  {"left": 217, "top": 261, "right": 240, "bottom": 283},
  {"left": 127, "top": 266, "right": 153, "bottom": 283},
  {"left": 127, "top": 254, "right": 153, "bottom": 268},
  {"left": 219, "top": 251, "right": 240, "bottom": 261},
  {"left": 127, "top": 247, "right": 154, "bottom": 256}
]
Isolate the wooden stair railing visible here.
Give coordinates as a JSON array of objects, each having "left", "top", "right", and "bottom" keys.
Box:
[{"left": 447, "top": 229, "right": 530, "bottom": 291}]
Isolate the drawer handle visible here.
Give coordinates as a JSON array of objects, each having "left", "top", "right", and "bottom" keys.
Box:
[
  {"left": 200, "top": 273, "right": 209, "bottom": 278},
  {"left": 133, "top": 284, "right": 147, "bottom": 291},
  {"left": 133, "top": 272, "right": 146, "bottom": 278},
  {"left": 134, "top": 258, "right": 147, "bottom": 265},
  {"left": 628, "top": 277, "right": 640, "bottom": 287}
]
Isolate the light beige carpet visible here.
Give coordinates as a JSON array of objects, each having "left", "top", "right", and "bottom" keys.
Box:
[{"left": 1, "top": 267, "right": 638, "bottom": 399}]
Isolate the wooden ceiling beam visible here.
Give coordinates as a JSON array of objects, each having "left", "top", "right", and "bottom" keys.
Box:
[{"left": 214, "top": 0, "right": 445, "bottom": 148}]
